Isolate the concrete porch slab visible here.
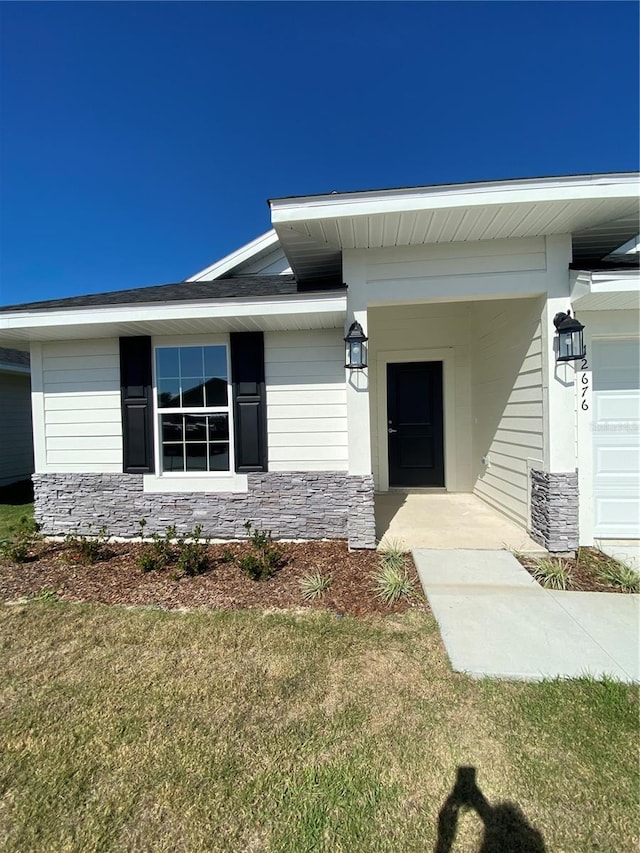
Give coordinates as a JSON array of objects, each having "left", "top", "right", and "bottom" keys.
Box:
[
  {"left": 414, "top": 548, "right": 639, "bottom": 683},
  {"left": 376, "top": 492, "right": 543, "bottom": 552}
]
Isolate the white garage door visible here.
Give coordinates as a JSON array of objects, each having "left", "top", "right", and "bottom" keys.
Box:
[{"left": 592, "top": 338, "right": 640, "bottom": 538}]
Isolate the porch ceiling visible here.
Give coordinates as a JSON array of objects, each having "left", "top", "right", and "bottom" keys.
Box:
[{"left": 270, "top": 173, "right": 640, "bottom": 283}]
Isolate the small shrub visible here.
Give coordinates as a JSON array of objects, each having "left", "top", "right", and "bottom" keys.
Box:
[
  {"left": 138, "top": 524, "right": 210, "bottom": 576},
  {"left": 595, "top": 561, "right": 640, "bottom": 594},
  {"left": 299, "top": 572, "right": 332, "bottom": 601},
  {"left": 138, "top": 552, "right": 159, "bottom": 574},
  {"left": 151, "top": 525, "right": 177, "bottom": 567},
  {"left": 372, "top": 563, "right": 416, "bottom": 605},
  {"left": 221, "top": 548, "right": 235, "bottom": 563},
  {"left": 530, "top": 557, "right": 573, "bottom": 590},
  {"left": 0, "top": 515, "right": 40, "bottom": 563},
  {"left": 64, "top": 525, "right": 110, "bottom": 565},
  {"left": 175, "top": 525, "right": 210, "bottom": 577},
  {"left": 237, "top": 521, "right": 283, "bottom": 581}
]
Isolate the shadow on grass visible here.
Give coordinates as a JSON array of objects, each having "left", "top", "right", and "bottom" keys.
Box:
[
  {"left": 435, "top": 766, "right": 546, "bottom": 853},
  {"left": 0, "top": 479, "right": 33, "bottom": 506}
]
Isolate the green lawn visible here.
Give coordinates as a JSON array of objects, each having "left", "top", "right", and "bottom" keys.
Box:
[
  {"left": 0, "top": 602, "right": 637, "bottom": 852},
  {"left": 0, "top": 481, "right": 34, "bottom": 539}
]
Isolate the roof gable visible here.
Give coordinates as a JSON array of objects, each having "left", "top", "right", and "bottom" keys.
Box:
[{"left": 186, "top": 230, "right": 291, "bottom": 281}]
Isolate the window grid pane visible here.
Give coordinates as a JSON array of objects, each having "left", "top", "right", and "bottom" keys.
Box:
[
  {"left": 160, "top": 414, "right": 230, "bottom": 473},
  {"left": 156, "top": 345, "right": 228, "bottom": 410}
]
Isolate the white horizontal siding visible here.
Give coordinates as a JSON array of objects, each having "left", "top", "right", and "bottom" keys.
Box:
[
  {"left": 471, "top": 297, "right": 545, "bottom": 526},
  {"left": 41, "top": 339, "right": 122, "bottom": 472},
  {"left": 0, "top": 372, "right": 34, "bottom": 485},
  {"left": 44, "top": 392, "right": 121, "bottom": 411},
  {"left": 361, "top": 238, "right": 549, "bottom": 305},
  {"left": 264, "top": 330, "right": 347, "bottom": 471}
]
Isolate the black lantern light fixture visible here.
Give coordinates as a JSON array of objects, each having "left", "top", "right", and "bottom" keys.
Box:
[
  {"left": 344, "top": 321, "right": 368, "bottom": 370},
  {"left": 553, "top": 310, "right": 585, "bottom": 363}
]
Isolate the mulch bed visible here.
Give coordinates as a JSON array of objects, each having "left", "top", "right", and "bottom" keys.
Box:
[
  {"left": 516, "top": 547, "right": 634, "bottom": 594},
  {"left": 0, "top": 540, "right": 429, "bottom": 617}
]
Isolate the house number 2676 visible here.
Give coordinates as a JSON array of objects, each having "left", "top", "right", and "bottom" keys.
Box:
[{"left": 580, "top": 352, "right": 589, "bottom": 411}]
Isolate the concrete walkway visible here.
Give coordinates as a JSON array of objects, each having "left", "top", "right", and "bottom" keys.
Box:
[{"left": 413, "top": 549, "right": 640, "bottom": 683}]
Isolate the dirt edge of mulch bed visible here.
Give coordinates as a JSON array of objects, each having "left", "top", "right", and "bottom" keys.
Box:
[
  {"left": 0, "top": 539, "right": 430, "bottom": 618},
  {"left": 515, "top": 547, "right": 639, "bottom": 594}
]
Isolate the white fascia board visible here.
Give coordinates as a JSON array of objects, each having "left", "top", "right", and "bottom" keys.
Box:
[
  {"left": 570, "top": 269, "right": 592, "bottom": 294},
  {"left": 590, "top": 269, "right": 640, "bottom": 291},
  {"left": 571, "top": 268, "right": 640, "bottom": 303},
  {"left": 0, "top": 292, "right": 347, "bottom": 335},
  {"left": 185, "top": 230, "right": 280, "bottom": 281},
  {"left": 270, "top": 173, "right": 640, "bottom": 223}
]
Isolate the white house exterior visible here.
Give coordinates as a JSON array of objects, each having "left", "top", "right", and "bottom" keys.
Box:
[
  {"left": 0, "top": 347, "right": 33, "bottom": 487},
  {"left": 0, "top": 173, "right": 638, "bottom": 551}
]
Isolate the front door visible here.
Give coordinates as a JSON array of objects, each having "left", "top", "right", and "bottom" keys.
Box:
[{"left": 387, "top": 361, "right": 444, "bottom": 487}]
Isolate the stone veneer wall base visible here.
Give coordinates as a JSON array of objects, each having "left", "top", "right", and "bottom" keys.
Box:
[
  {"left": 33, "top": 472, "right": 377, "bottom": 550},
  {"left": 530, "top": 469, "right": 579, "bottom": 552}
]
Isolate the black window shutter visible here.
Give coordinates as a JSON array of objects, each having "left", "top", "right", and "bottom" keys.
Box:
[
  {"left": 120, "top": 336, "right": 155, "bottom": 474},
  {"left": 230, "top": 332, "right": 267, "bottom": 472}
]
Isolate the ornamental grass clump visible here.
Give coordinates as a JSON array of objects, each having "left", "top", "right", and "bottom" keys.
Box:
[
  {"left": 373, "top": 540, "right": 416, "bottom": 605},
  {"left": 377, "top": 537, "right": 408, "bottom": 572},
  {"left": 595, "top": 561, "right": 640, "bottom": 594},
  {"left": 299, "top": 571, "right": 332, "bottom": 601},
  {"left": 530, "top": 557, "right": 573, "bottom": 590}
]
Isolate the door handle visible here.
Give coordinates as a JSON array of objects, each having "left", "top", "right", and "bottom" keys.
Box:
[{"left": 388, "top": 428, "right": 398, "bottom": 434}]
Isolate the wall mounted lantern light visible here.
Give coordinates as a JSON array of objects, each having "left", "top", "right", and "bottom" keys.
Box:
[
  {"left": 344, "top": 321, "right": 368, "bottom": 370},
  {"left": 553, "top": 310, "right": 585, "bottom": 363}
]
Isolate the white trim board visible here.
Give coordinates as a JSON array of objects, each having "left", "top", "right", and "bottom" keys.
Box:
[{"left": 271, "top": 174, "right": 640, "bottom": 222}]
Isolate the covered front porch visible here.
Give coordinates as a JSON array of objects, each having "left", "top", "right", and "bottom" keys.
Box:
[
  {"left": 360, "top": 291, "right": 553, "bottom": 549},
  {"left": 375, "top": 491, "right": 543, "bottom": 552}
]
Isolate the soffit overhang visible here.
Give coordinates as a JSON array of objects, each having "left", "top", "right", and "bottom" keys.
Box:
[
  {"left": 0, "top": 292, "right": 347, "bottom": 346},
  {"left": 270, "top": 173, "right": 640, "bottom": 283}
]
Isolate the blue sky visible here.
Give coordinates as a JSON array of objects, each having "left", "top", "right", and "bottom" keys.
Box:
[{"left": 1, "top": 1, "right": 638, "bottom": 305}]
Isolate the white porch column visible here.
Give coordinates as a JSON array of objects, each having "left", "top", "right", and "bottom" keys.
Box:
[
  {"left": 542, "top": 235, "right": 578, "bottom": 473},
  {"left": 343, "top": 251, "right": 373, "bottom": 476},
  {"left": 529, "top": 234, "right": 580, "bottom": 551}
]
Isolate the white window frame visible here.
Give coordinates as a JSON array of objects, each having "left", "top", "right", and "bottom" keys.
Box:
[{"left": 152, "top": 335, "right": 235, "bottom": 479}]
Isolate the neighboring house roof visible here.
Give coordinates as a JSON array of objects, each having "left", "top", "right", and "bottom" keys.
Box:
[
  {"left": 0, "top": 346, "right": 30, "bottom": 373},
  {"left": 0, "top": 275, "right": 345, "bottom": 314}
]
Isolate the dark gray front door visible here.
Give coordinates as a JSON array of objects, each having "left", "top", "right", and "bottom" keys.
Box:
[{"left": 387, "top": 361, "right": 444, "bottom": 487}]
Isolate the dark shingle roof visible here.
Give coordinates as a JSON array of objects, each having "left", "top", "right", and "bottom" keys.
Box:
[
  {"left": 0, "top": 275, "right": 346, "bottom": 313},
  {"left": 0, "top": 347, "right": 30, "bottom": 367}
]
